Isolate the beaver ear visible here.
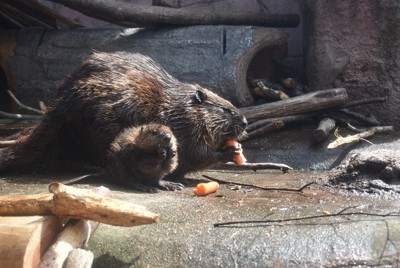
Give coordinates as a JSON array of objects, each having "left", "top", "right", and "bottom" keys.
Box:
[{"left": 193, "top": 90, "right": 207, "bottom": 104}]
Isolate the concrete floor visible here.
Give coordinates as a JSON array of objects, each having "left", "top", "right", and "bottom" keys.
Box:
[
  {"left": 1, "top": 124, "right": 399, "bottom": 267},
  {"left": 1, "top": 169, "right": 399, "bottom": 267}
]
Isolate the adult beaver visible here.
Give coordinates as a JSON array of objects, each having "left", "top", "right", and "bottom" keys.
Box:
[{"left": 0, "top": 52, "right": 247, "bottom": 189}]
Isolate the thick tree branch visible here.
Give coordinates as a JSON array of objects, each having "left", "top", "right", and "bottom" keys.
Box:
[
  {"left": 46, "top": 0, "right": 300, "bottom": 27},
  {"left": 240, "top": 88, "right": 348, "bottom": 123}
]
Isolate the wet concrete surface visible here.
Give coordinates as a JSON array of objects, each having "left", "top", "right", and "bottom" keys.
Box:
[{"left": 1, "top": 169, "right": 399, "bottom": 267}]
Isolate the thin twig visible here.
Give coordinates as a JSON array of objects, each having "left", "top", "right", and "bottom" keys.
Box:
[
  {"left": 339, "top": 108, "right": 379, "bottom": 126},
  {"left": 246, "top": 114, "right": 311, "bottom": 133},
  {"left": 61, "top": 173, "right": 102, "bottom": 185},
  {"left": 7, "top": 90, "right": 45, "bottom": 115},
  {"left": 0, "top": 140, "right": 18, "bottom": 146},
  {"left": 0, "top": 110, "right": 42, "bottom": 120},
  {"left": 242, "top": 121, "right": 284, "bottom": 142},
  {"left": 214, "top": 209, "right": 400, "bottom": 227},
  {"left": 341, "top": 96, "right": 387, "bottom": 109},
  {"left": 202, "top": 175, "right": 313, "bottom": 193},
  {"left": 221, "top": 162, "right": 293, "bottom": 173}
]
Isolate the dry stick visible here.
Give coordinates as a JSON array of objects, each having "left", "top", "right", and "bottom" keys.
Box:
[
  {"left": 346, "top": 123, "right": 368, "bottom": 133},
  {"left": 0, "top": 110, "right": 42, "bottom": 120},
  {"left": 339, "top": 108, "right": 379, "bottom": 126},
  {"left": 0, "top": 183, "right": 159, "bottom": 226},
  {"left": 0, "top": 140, "right": 18, "bottom": 146},
  {"left": 47, "top": 0, "right": 300, "bottom": 28},
  {"left": 7, "top": 90, "right": 45, "bottom": 115},
  {"left": 222, "top": 162, "right": 293, "bottom": 173},
  {"left": 327, "top": 126, "right": 394, "bottom": 149},
  {"left": 202, "top": 175, "right": 311, "bottom": 193},
  {"left": 251, "top": 81, "right": 289, "bottom": 100},
  {"left": 341, "top": 96, "right": 387, "bottom": 109},
  {"left": 38, "top": 186, "right": 110, "bottom": 268},
  {"left": 242, "top": 120, "right": 285, "bottom": 142},
  {"left": 0, "top": 90, "right": 43, "bottom": 120},
  {"left": 214, "top": 210, "right": 400, "bottom": 227},
  {"left": 246, "top": 114, "right": 310, "bottom": 133}
]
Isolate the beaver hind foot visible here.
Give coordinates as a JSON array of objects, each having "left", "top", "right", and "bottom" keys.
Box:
[{"left": 107, "top": 123, "right": 182, "bottom": 192}]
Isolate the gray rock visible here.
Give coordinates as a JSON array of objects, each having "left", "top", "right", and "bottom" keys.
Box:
[{"left": 301, "top": 0, "right": 400, "bottom": 127}]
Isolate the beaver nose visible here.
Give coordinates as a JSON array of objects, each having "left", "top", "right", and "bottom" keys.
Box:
[
  {"left": 241, "top": 115, "right": 248, "bottom": 128},
  {"left": 161, "top": 133, "right": 172, "bottom": 147}
]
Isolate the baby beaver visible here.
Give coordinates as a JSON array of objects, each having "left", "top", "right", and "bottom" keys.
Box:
[{"left": 107, "top": 124, "right": 181, "bottom": 192}]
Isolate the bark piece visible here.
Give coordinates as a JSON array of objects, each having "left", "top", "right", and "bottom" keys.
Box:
[{"left": 328, "top": 126, "right": 394, "bottom": 149}]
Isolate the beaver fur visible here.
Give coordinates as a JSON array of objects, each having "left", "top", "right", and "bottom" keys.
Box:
[
  {"left": 0, "top": 51, "right": 247, "bottom": 188},
  {"left": 107, "top": 123, "right": 181, "bottom": 192}
]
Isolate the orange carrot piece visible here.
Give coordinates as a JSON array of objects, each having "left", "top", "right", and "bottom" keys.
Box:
[
  {"left": 193, "top": 181, "right": 220, "bottom": 196},
  {"left": 225, "top": 139, "right": 247, "bottom": 166}
]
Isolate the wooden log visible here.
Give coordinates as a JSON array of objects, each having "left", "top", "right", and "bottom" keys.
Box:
[
  {"left": 0, "top": 2, "right": 54, "bottom": 29},
  {"left": 240, "top": 88, "right": 348, "bottom": 123},
  {"left": 0, "top": 216, "right": 61, "bottom": 268},
  {"left": 2, "top": 0, "right": 80, "bottom": 29},
  {"left": 38, "top": 186, "right": 110, "bottom": 268},
  {"left": 313, "top": 118, "right": 336, "bottom": 142},
  {"left": 46, "top": 0, "right": 300, "bottom": 28},
  {"left": 38, "top": 220, "right": 92, "bottom": 268},
  {"left": 0, "top": 183, "right": 159, "bottom": 227}
]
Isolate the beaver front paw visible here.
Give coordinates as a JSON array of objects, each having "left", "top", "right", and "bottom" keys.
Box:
[
  {"left": 158, "top": 180, "right": 184, "bottom": 191},
  {"left": 221, "top": 144, "right": 241, "bottom": 163}
]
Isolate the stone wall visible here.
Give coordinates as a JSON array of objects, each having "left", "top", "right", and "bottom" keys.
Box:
[
  {"left": 43, "top": 0, "right": 303, "bottom": 58},
  {"left": 302, "top": 0, "right": 400, "bottom": 128}
]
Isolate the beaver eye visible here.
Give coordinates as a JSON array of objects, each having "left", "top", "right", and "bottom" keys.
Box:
[
  {"left": 222, "top": 107, "right": 234, "bottom": 115},
  {"left": 193, "top": 90, "right": 206, "bottom": 104}
]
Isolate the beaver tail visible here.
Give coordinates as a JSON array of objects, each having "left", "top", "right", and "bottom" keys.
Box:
[{"left": 0, "top": 117, "right": 60, "bottom": 173}]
